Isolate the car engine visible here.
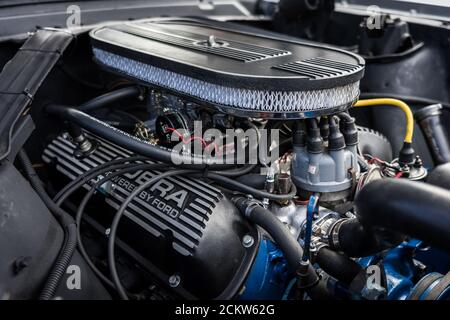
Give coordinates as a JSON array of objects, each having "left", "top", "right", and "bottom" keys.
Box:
[{"left": 0, "top": 0, "right": 449, "bottom": 302}]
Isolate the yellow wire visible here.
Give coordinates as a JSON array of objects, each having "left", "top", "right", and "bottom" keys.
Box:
[{"left": 354, "top": 98, "right": 414, "bottom": 144}]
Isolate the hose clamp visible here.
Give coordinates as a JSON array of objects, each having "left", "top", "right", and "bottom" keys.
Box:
[
  {"left": 328, "top": 218, "right": 347, "bottom": 251},
  {"left": 244, "top": 199, "right": 261, "bottom": 219},
  {"left": 309, "top": 238, "right": 329, "bottom": 262},
  {"left": 314, "top": 241, "right": 329, "bottom": 253}
]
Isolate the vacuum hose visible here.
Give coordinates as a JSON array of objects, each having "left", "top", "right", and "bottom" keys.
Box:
[
  {"left": 233, "top": 197, "right": 320, "bottom": 290},
  {"left": 315, "top": 247, "right": 362, "bottom": 285},
  {"left": 46, "top": 106, "right": 233, "bottom": 170},
  {"left": 78, "top": 86, "right": 141, "bottom": 112},
  {"left": 415, "top": 104, "right": 450, "bottom": 165}
]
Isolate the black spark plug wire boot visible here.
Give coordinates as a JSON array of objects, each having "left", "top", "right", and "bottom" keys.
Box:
[
  {"left": 339, "top": 112, "right": 358, "bottom": 147},
  {"left": 399, "top": 142, "right": 415, "bottom": 166},
  {"left": 328, "top": 116, "right": 345, "bottom": 151},
  {"left": 293, "top": 121, "right": 307, "bottom": 147},
  {"left": 319, "top": 117, "right": 330, "bottom": 143},
  {"left": 306, "top": 118, "right": 323, "bottom": 154}
]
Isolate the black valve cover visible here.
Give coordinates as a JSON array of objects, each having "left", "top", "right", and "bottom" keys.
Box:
[{"left": 42, "top": 132, "right": 258, "bottom": 299}]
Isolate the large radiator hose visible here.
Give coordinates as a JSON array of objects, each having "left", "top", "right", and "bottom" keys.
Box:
[{"left": 354, "top": 179, "right": 450, "bottom": 253}]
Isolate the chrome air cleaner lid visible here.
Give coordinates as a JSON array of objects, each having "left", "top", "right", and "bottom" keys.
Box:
[{"left": 90, "top": 18, "right": 365, "bottom": 119}]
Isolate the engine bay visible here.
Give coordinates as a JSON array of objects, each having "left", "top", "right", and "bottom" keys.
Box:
[{"left": 1, "top": 1, "right": 450, "bottom": 302}]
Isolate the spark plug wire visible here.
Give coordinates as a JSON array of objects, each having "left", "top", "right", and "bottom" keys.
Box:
[{"left": 354, "top": 98, "right": 414, "bottom": 144}]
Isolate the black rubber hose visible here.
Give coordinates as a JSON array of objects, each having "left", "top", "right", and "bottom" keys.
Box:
[
  {"left": 427, "top": 163, "right": 450, "bottom": 190},
  {"left": 78, "top": 86, "right": 142, "bottom": 112},
  {"left": 17, "top": 150, "right": 77, "bottom": 300},
  {"left": 329, "top": 218, "right": 404, "bottom": 257},
  {"left": 108, "top": 169, "right": 196, "bottom": 299},
  {"left": 415, "top": 104, "right": 450, "bottom": 165},
  {"left": 196, "top": 172, "right": 297, "bottom": 201},
  {"left": 233, "top": 197, "right": 318, "bottom": 281},
  {"left": 315, "top": 247, "right": 362, "bottom": 285},
  {"left": 46, "top": 106, "right": 233, "bottom": 170},
  {"left": 355, "top": 178, "right": 450, "bottom": 253},
  {"left": 212, "top": 163, "right": 257, "bottom": 177},
  {"left": 236, "top": 173, "right": 266, "bottom": 189}
]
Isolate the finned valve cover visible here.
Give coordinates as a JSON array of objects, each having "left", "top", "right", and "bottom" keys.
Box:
[{"left": 90, "top": 18, "right": 365, "bottom": 118}]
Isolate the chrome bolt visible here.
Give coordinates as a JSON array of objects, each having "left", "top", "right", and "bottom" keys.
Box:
[
  {"left": 168, "top": 274, "right": 181, "bottom": 288},
  {"left": 242, "top": 235, "right": 254, "bottom": 248}
]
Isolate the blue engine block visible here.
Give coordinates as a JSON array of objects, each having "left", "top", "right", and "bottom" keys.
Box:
[
  {"left": 240, "top": 237, "right": 450, "bottom": 300},
  {"left": 359, "top": 240, "right": 450, "bottom": 300},
  {"left": 239, "top": 238, "right": 291, "bottom": 300}
]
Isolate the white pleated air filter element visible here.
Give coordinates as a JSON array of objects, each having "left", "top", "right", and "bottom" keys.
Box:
[{"left": 90, "top": 18, "right": 365, "bottom": 119}]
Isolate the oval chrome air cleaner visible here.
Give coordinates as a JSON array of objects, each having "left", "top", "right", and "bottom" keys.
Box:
[{"left": 90, "top": 18, "right": 365, "bottom": 119}]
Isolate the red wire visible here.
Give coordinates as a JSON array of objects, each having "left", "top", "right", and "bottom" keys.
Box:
[
  {"left": 165, "top": 127, "right": 218, "bottom": 154},
  {"left": 368, "top": 156, "right": 384, "bottom": 164},
  {"left": 395, "top": 171, "right": 403, "bottom": 178}
]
